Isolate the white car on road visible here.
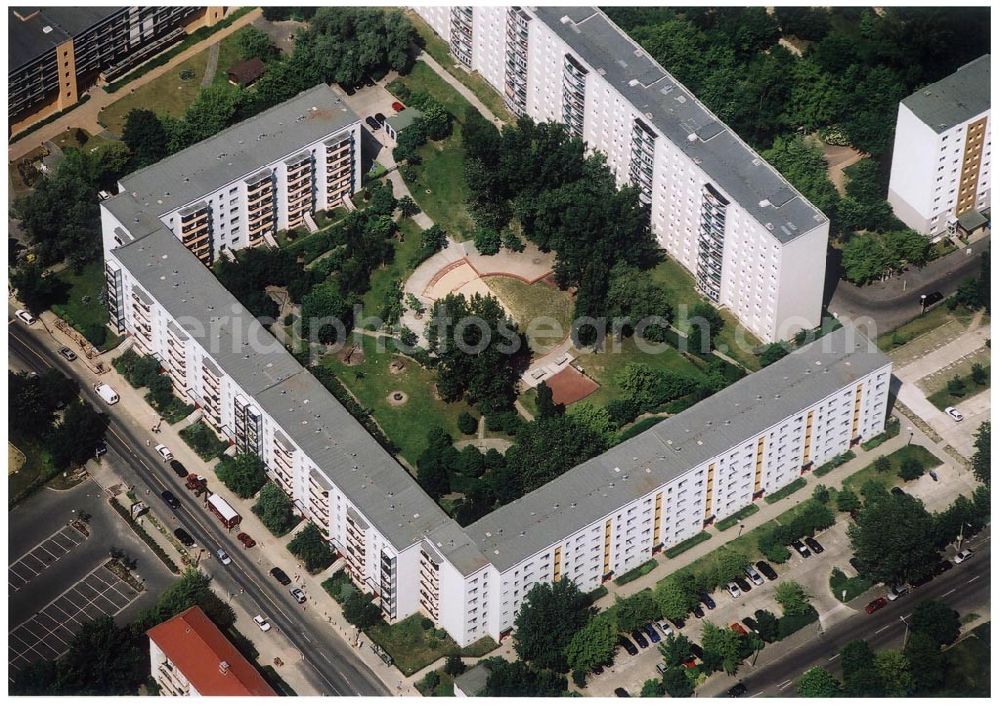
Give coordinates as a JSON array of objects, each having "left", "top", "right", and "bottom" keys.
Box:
[
  {"left": 944, "top": 407, "right": 964, "bottom": 422},
  {"left": 15, "top": 309, "right": 36, "bottom": 325},
  {"left": 216, "top": 549, "right": 232, "bottom": 566},
  {"left": 253, "top": 615, "right": 271, "bottom": 632},
  {"left": 155, "top": 444, "right": 174, "bottom": 462},
  {"left": 953, "top": 549, "right": 974, "bottom": 564}
]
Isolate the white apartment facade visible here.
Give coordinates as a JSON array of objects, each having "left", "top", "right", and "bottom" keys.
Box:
[
  {"left": 888, "top": 55, "right": 991, "bottom": 237},
  {"left": 415, "top": 6, "right": 829, "bottom": 343},
  {"left": 103, "top": 86, "right": 891, "bottom": 650}
]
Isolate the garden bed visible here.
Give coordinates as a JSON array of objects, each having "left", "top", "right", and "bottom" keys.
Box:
[{"left": 764, "top": 477, "right": 807, "bottom": 504}]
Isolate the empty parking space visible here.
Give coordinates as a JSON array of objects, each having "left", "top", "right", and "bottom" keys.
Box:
[
  {"left": 9, "top": 525, "right": 88, "bottom": 592},
  {"left": 8, "top": 564, "right": 142, "bottom": 677}
]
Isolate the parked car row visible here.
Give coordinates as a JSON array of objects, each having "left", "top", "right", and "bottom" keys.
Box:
[
  {"left": 726, "top": 561, "right": 780, "bottom": 598},
  {"left": 867, "top": 553, "right": 965, "bottom": 615}
]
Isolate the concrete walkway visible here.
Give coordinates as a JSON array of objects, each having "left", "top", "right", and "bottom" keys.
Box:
[
  {"left": 201, "top": 42, "right": 220, "bottom": 87},
  {"left": 9, "top": 8, "right": 262, "bottom": 161},
  {"left": 418, "top": 52, "right": 502, "bottom": 126}
]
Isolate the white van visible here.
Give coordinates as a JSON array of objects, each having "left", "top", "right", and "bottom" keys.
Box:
[{"left": 94, "top": 382, "right": 120, "bottom": 405}]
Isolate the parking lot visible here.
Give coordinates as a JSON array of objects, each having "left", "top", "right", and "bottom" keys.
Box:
[
  {"left": 9, "top": 525, "right": 88, "bottom": 593},
  {"left": 8, "top": 563, "right": 143, "bottom": 676}
]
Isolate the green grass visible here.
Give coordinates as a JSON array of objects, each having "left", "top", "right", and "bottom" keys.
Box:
[
  {"left": 517, "top": 387, "right": 539, "bottom": 418},
  {"left": 664, "top": 521, "right": 781, "bottom": 586},
  {"left": 617, "top": 415, "right": 667, "bottom": 442},
  {"left": 764, "top": 478, "right": 808, "bottom": 504},
  {"left": 319, "top": 335, "right": 479, "bottom": 465},
  {"left": 933, "top": 623, "right": 990, "bottom": 697},
  {"left": 361, "top": 218, "right": 425, "bottom": 324},
  {"left": 842, "top": 445, "right": 942, "bottom": 494},
  {"left": 179, "top": 421, "right": 229, "bottom": 461},
  {"left": 876, "top": 305, "right": 976, "bottom": 351},
  {"left": 404, "top": 131, "right": 477, "bottom": 240},
  {"left": 98, "top": 47, "right": 211, "bottom": 133},
  {"left": 860, "top": 418, "right": 900, "bottom": 451},
  {"left": 927, "top": 367, "right": 990, "bottom": 410},
  {"left": 571, "top": 335, "right": 707, "bottom": 410},
  {"left": 482, "top": 276, "right": 573, "bottom": 355},
  {"left": 829, "top": 567, "right": 873, "bottom": 602},
  {"left": 50, "top": 260, "right": 123, "bottom": 350},
  {"left": 367, "top": 614, "right": 497, "bottom": 676},
  {"left": 8, "top": 436, "right": 55, "bottom": 508},
  {"left": 614, "top": 558, "right": 658, "bottom": 586},
  {"left": 211, "top": 32, "right": 244, "bottom": 86},
  {"left": 716, "top": 504, "right": 760, "bottom": 531},
  {"left": 389, "top": 61, "right": 475, "bottom": 125},
  {"left": 813, "top": 450, "right": 856, "bottom": 477}
]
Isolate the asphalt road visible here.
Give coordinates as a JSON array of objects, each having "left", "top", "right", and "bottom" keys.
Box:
[
  {"left": 9, "top": 322, "right": 390, "bottom": 696},
  {"left": 715, "top": 532, "right": 991, "bottom": 697}
]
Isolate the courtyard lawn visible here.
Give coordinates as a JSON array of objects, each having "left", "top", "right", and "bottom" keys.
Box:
[
  {"left": 388, "top": 61, "right": 475, "bottom": 125},
  {"left": 319, "top": 335, "right": 479, "bottom": 465},
  {"left": 482, "top": 276, "right": 573, "bottom": 355},
  {"left": 98, "top": 48, "right": 211, "bottom": 134},
  {"left": 842, "top": 445, "right": 942, "bottom": 494},
  {"left": 361, "top": 218, "right": 426, "bottom": 324},
  {"left": 571, "top": 335, "right": 707, "bottom": 410},
  {"left": 51, "top": 260, "right": 123, "bottom": 350},
  {"left": 927, "top": 367, "right": 990, "bottom": 410},
  {"left": 367, "top": 614, "right": 497, "bottom": 677},
  {"left": 406, "top": 132, "right": 477, "bottom": 241},
  {"left": 211, "top": 32, "right": 244, "bottom": 86}
]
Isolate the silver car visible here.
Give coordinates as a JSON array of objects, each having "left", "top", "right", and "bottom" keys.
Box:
[
  {"left": 726, "top": 581, "right": 742, "bottom": 598},
  {"left": 744, "top": 564, "right": 764, "bottom": 585}
]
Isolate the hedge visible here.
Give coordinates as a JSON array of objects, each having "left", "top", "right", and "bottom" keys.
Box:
[
  {"left": 614, "top": 558, "right": 658, "bottom": 586},
  {"left": 716, "top": 504, "right": 760, "bottom": 531},
  {"left": 813, "top": 451, "right": 856, "bottom": 477},
  {"left": 587, "top": 585, "right": 609, "bottom": 605},
  {"left": 179, "top": 421, "right": 229, "bottom": 461},
  {"left": 109, "top": 497, "right": 180, "bottom": 573},
  {"left": 764, "top": 478, "right": 807, "bottom": 504},
  {"left": 861, "top": 418, "right": 901, "bottom": 451},
  {"left": 665, "top": 531, "right": 712, "bottom": 559}
]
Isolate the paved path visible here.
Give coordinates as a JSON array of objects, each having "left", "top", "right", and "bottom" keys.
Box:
[
  {"left": 418, "top": 52, "right": 502, "bottom": 126},
  {"left": 9, "top": 8, "right": 262, "bottom": 161},
  {"left": 201, "top": 42, "right": 220, "bottom": 87}
]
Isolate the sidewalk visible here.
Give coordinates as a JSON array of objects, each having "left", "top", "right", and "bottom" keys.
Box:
[{"left": 418, "top": 52, "right": 502, "bottom": 126}]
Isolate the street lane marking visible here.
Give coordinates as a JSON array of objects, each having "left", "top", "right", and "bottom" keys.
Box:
[
  {"left": 966, "top": 575, "right": 980, "bottom": 584},
  {"left": 943, "top": 588, "right": 956, "bottom": 597},
  {"left": 874, "top": 625, "right": 890, "bottom": 634}
]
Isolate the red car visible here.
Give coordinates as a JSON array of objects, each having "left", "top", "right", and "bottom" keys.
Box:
[
  {"left": 237, "top": 532, "right": 256, "bottom": 549},
  {"left": 865, "top": 597, "right": 888, "bottom": 614},
  {"left": 730, "top": 623, "right": 748, "bottom": 636},
  {"left": 391, "top": 101, "right": 405, "bottom": 112}
]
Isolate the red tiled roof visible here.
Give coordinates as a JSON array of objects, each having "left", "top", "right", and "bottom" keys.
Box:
[{"left": 146, "top": 606, "right": 277, "bottom": 696}]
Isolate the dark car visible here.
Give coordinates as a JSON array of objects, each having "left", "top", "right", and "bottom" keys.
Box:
[
  {"left": 270, "top": 567, "right": 292, "bottom": 586},
  {"left": 614, "top": 688, "right": 630, "bottom": 698},
  {"left": 170, "top": 459, "right": 188, "bottom": 478},
  {"left": 618, "top": 635, "right": 639, "bottom": 656},
  {"left": 669, "top": 616, "right": 686, "bottom": 629},
  {"left": 849, "top": 556, "right": 866, "bottom": 575},
  {"left": 791, "top": 540, "right": 811, "bottom": 558},
  {"left": 364, "top": 116, "right": 380, "bottom": 131},
  {"left": 891, "top": 486, "right": 906, "bottom": 496},
  {"left": 700, "top": 591, "right": 716, "bottom": 609},
  {"left": 592, "top": 664, "right": 605, "bottom": 675},
  {"left": 642, "top": 623, "right": 661, "bottom": 644},
  {"left": 94, "top": 440, "right": 108, "bottom": 458},
  {"left": 693, "top": 605, "right": 705, "bottom": 618},
  {"left": 932, "top": 559, "right": 953, "bottom": 576},
  {"left": 237, "top": 532, "right": 257, "bottom": 549},
  {"left": 920, "top": 291, "right": 943, "bottom": 309},
  {"left": 161, "top": 490, "right": 181, "bottom": 510},
  {"left": 630, "top": 629, "right": 649, "bottom": 649},
  {"left": 173, "top": 527, "right": 195, "bottom": 547},
  {"left": 690, "top": 643, "right": 703, "bottom": 660},
  {"left": 804, "top": 536, "right": 825, "bottom": 554},
  {"left": 728, "top": 683, "right": 748, "bottom": 698},
  {"left": 742, "top": 616, "right": 759, "bottom": 633},
  {"left": 374, "top": 112, "right": 386, "bottom": 126},
  {"left": 755, "top": 560, "right": 778, "bottom": 581},
  {"left": 734, "top": 576, "right": 752, "bottom": 593}
]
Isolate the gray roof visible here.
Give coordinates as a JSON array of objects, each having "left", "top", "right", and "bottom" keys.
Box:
[
  {"left": 386, "top": 107, "right": 423, "bottom": 133},
  {"left": 902, "top": 55, "right": 990, "bottom": 133},
  {"left": 466, "top": 325, "right": 890, "bottom": 572},
  {"left": 453, "top": 663, "right": 491, "bottom": 696},
  {"left": 9, "top": 7, "right": 122, "bottom": 70},
  {"left": 118, "top": 85, "right": 359, "bottom": 218},
  {"left": 111, "top": 226, "right": 487, "bottom": 574},
  {"left": 529, "top": 7, "right": 827, "bottom": 242}
]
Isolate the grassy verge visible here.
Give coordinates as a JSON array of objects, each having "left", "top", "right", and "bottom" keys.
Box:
[
  {"left": 876, "top": 305, "right": 976, "bottom": 351},
  {"left": 927, "top": 367, "right": 990, "bottom": 410},
  {"left": 614, "top": 558, "right": 658, "bottom": 586},
  {"left": 481, "top": 276, "right": 573, "bottom": 355},
  {"left": 764, "top": 477, "right": 807, "bottom": 504},
  {"left": 829, "top": 567, "right": 873, "bottom": 602},
  {"left": 109, "top": 497, "right": 180, "bottom": 573},
  {"left": 664, "top": 531, "right": 712, "bottom": 559},
  {"left": 587, "top": 585, "right": 610, "bottom": 604},
  {"left": 146, "top": 392, "right": 196, "bottom": 425},
  {"left": 715, "top": 504, "right": 760, "bottom": 531},
  {"left": 51, "top": 260, "right": 123, "bottom": 350},
  {"left": 361, "top": 217, "right": 425, "bottom": 325},
  {"left": 842, "top": 445, "right": 942, "bottom": 493}
]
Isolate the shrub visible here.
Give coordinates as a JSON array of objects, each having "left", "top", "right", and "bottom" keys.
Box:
[
  {"left": 179, "top": 422, "right": 228, "bottom": 461},
  {"left": 216, "top": 453, "right": 267, "bottom": 498},
  {"left": 444, "top": 654, "right": 466, "bottom": 676},
  {"left": 343, "top": 591, "right": 382, "bottom": 629},
  {"left": 716, "top": 504, "right": 760, "bottom": 531},
  {"left": 457, "top": 411, "right": 479, "bottom": 435},
  {"left": 764, "top": 477, "right": 807, "bottom": 504},
  {"left": 664, "top": 531, "right": 711, "bottom": 558},
  {"left": 251, "top": 483, "right": 298, "bottom": 536},
  {"left": 614, "top": 559, "right": 658, "bottom": 586},
  {"left": 898, "top": 457, "right": 924, "bottom": 481},
  {"left": 82, "top": 323, "right": 108, "bottom": 348},
  {"left": 829, "top": 567, "right": 873, "bottom": 602},
  {"left": 287, "top": 523, "right": 335, "bottom": 573}
]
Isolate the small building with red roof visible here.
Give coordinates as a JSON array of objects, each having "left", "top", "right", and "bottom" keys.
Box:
[{"left": 146, "top": 606, "right": 277, "bottom": 696}]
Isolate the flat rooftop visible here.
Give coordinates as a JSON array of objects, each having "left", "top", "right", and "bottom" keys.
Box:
[
  {"left": 119, "top": 85, "right": 359, "bottom": 218},
  {"left": 902, "top": 55, "right": 990, "bottom": 133},
  {"left": 9, "top": 6, "right": 121, "bottom": 70},
  {"left": 466, "top": 325, "right": 890, "bottom": 572},
  {"left": 530, "top": 6, "right": 828, "bottom": 243}
]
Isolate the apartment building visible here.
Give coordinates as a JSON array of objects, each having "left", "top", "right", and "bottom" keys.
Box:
[
  {"left": 888, "top": 55, "right": 991, "bottom": 238},
  {"left": 9, "top": 6, "right": 222, "bottom": 133},
  {"left": 414, "top": 6, "right": 829, "bottom": 343},
  {"left": 147, "top": 606, "right": 276, "bottom": 696}
]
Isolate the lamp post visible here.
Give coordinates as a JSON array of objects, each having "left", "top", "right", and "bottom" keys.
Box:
[
  {"left": 900, "top": 615, "right": 911, "bottom": 649},
  {"left": 956, "top": 522, "right": 969, "bottom": 553},
  {"left": 738, "top": 523, "right": 745, "bottom": 538},
  {"left": 907, "top": 427, "right": 913, "bottom": 446}
]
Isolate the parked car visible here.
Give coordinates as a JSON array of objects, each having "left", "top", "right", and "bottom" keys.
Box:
[
  {"left": 364, "top": 116, "right": 380, "bottom": 130},
  {"left": 734, "top": 576, "right": 752, "bottom": 593},
  {"left": 690, "top": 643, "right": 703, "bottom": 660},
  {"left": 755, "top": 561, "right": 778, "bottom": 581},
  {"left": 618, "top": 635, "right": 639, "bottom": 656},
  {"left": 700, "top": 591, "right": 717, "bottom": 609},
  {"left": 642, "top": 623, "right": 661, "bottom": 644},
  {"left": 944, "top": 406, "right": 964, "bottom": 422},
  {"left": 216, "top": 549, "right": 232, "bottom": 566},
  {"left": 726, "top": 581, "right": 742, "bottom": 598},
  {"left": 791, "top": 540, "right": 811, "bottom": 558},
  {"left": 656, "top": 661, "right": 666, "bottom": 675},
  {"left": 94, "top": 440, "right": 108, "bottom": 458},
  {"left": 237, "top": 532, "right": 257, "bottom": 549},
  {"left": 154, "top": 444, "right": 174, "bottom": 462},
  {"left": 58, "top": 346, "right": 77, "bottom": 362},
  {"left": 656, "top": 620, "right": 675, "bottom": 638},
  {"left": 953, "top": 549, "right": 974, "bottom": 564},
  {"left": 849, "top": 557, "right": 866, "bottom": 575},
  {"left": 289, "top": 587, "right": 307, "bottom": 604},
  {"left": 253, "top": 615, "right": 271, "bottom": 632},
  {"left": 891, "top": 486, "right": 906, "bottom": 496},
  {"left": 161, "top": 490, "right": 181, "bottom": 510},
  {"left": 730, "top": 622, "right": 748, "bottom": 636},
  {"left": 886, "top": 583, "right": 909, "bottom": 601},
  {"left": 693, "top": 605, "right": 705, "bottom": 618},
  {"left": 270, "top": 567, "right": 292, "bottom": 585},
  {"left": 744, "top": 564, "right": 764, "bottom": 585},
  {"left": 742, "top": 617, "right": 759, "bottom": 633},
  {"left": 630, "top": 629, "right": 649, "bottom": 649},
  {"left": 391, "top": 101, "right": 405, "bottom": 112},
  {"left": 592, "top": 664, "right": 604, "bottom": 676},
  {"left": 669, "top": 616, "right": 686, "bottom": 629},
  {"left": 173, "top": 528, "right": 195, "bottom": 547},
  {"left": 920, "top": 291, "right": 943, "bottom": 308},
  {"left": 374, "top": 112, "right": 386, "bottom": 126},
  {"left": 727, "top": 683, "right": 748, "bottom": 698},
  {"left": 865, "top": 597, "right": 888, "bottom": 614},
  {"left": 169, "top": 459, "right": 188, "bottom": 478},
  {"left": 15, "top": 309, "right": 36, "bottom": 325},
  {"left": 614, "top": 688, "right": 630, "bottom": 698},
  {"left": 932, "top": 559, "right": 953, "bottom": 576},
  {"left": 804, "top": 537, "right": 825, "bottom": 554}
]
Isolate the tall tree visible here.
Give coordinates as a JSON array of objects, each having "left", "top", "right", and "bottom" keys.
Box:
[
  {"left": 121, "top": 109, "right": 169, "bottom": 168},
  {"left": 654, "top": 570, "right": 701, "bottom": 622},
  {"left": 848, "top": 492, "right": 939, "bottom": 584},
  {"left": 565, "top": 612, "right": 618, "bottom": 673},
  {"left": 910, "top": 600, "right": 960, "bottom": 646},
  {"left": 971, "top": 421, "right": 990, "bottom": 485},
  {"left": 513, "top": 577, "right": 590, "bottom": 672},
  {"left": 797, "top": 667, "right": 842, "bottom": 697}
]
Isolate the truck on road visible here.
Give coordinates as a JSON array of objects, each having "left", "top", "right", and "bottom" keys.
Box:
[{"left": 207, "top": 493, "right": 241, "bottom": 529}]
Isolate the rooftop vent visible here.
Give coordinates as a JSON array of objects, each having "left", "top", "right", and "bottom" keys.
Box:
[
  {"left": 629, "top": 78, "right": 639, "bottom": 87},
  {"left": 219, "top": 661, "right": 230, "bottom": 674},
  {"left": 759, "top": 199, "right": 771, "bottom": 208},
  {"left": 42, "top": 25, "right": 52, "bottom": 34},
  {"left": 687, "top": 133, "right": 698, "bottom": 142}
]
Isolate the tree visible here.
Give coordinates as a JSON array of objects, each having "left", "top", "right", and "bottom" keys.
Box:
[
  {"left": 397, "top": 195, "right": 419, "bottom": 217},
  {"left": 216, "top": 453, "right": 268, "bottom": 498},
  {"left": 811, "top": 484, "right": 830, "bottom": 504},
  {"left": 774, "top": 581, "right": 811, "bottom": 616},
  {"left": 904, "top": 632, "right": 946, "bottom": 694},
  {"left": 251, "top": 483, "right": 297, "bottom": 536},
  {"left": 535, "top": 381, "right": 564, "bottom": 419},
  {"left": 640, "top": 678, "right": 666, "bottom": 697},
  {"left": 302, "top": 282, "right": 355, "bottom": 344},
  {"left": 416, "top": 427, "right": 455, "bottom": 500},
  {"left": 970, "top": 362, "right": 987, "bottom": 386},
  {"left": 775, "top": 6, "right": 831, "bottom": 40},
  {"left": 836, "top": 488, "right": 861, "bottom": 513},
  {"left": 457, "top": 411, "right": 479, "bottom": 435},
  {"left": 701, "top": 621, "right": 745, "bottom": 674},
  {"left": 121, "top": 109, "right": 169, "bottom": 168},
  {"left": 839, "top": 639, "right": 875, "bottom": 684},
  {"left": 898, "top": 456, "right": 924, "bottom": 481},
  {"left": 565, "top": 612, "right": 618, "bottom": 673},
  {"left": 873, "top": 650, "right": 914, "bottom": 697},
  {"left": 444, "top": 654, "right": 466, "bottom": 676},
  {"left": 612, "top": 591, "right": 658, "bottom": 633},
  {"left": 236, "top": 26, "right": 277, "bottom": 61},
  {"left": 753, "top": 609, "right": 780, "bottom": 643},
  {"left": 712, "top": 548, "right": 751, "bottom": 588},
  {"left": 46, "top": 616, "right": 145, "bottom": 695},
  {"left": 479, "top": 657, "right": 567, "bottom": 697},
  {"left": 841, "top": 65, "right": 907, "bottom": 156},
  {"left": 168, "top": 84, "right": 244, "bottom": 151},
  {"left": 910, "top": 600, "right": 960, "bottom": 646},
  {"left": 343, "top": 592, "right": 382, "bottom": 629},
  {"left": 149, "top": 570, "right": 236, "bottom": 630},
  {"left": 947, "top": 375, "right": 967, "bottom": 397},
  {"left": 513, "top": 577, "right": 590, "bottom": 672},
  {"left": 658, "top": 632, "right": 693, "bottom": 667},
  {"left": 605, "top": 263, "right": 674, "bottom": 341},
  {"left": 661, "top": 665, "right": 694, "bottom": 697},
  {"left": 841, "top": 233, "right": 898, "bottom": 284},
  {"left": 287, "top": 523, "right": 335, "bottom": 573},
  {"left": 568, "top": 403, "right": 617, "bottom": 443},
  {"left": 46, "top": 400, "right": 107, "bottom": 470},
  {"left": 758, "top": 342, "right": 790, "bottom": 367},
  {"left": 654, "top": 570, "right": 701, "bottom": 622},
  {"left": 848, "top": 491, "right": 939, "bottom": 584},
  {"left": 874, "top": 455, "right": 891, "bottom": 473},
  {"left": 9, "top": 261, "right": 65, "bottom": 315},
  {"left": 797, "top": 667, "right": 842, "bottom": 697},
  {"left": 685, "top": 302, "right": 725, "bottom": 353},
  {"left": 761, "top": 135, "right": 841, "bottom": 224},
  {"left": 971, "top": 421, "right": 990, "bottom": 485},
  {"left": 504, "top": 414, "right": 609, "bottom": 495}
]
